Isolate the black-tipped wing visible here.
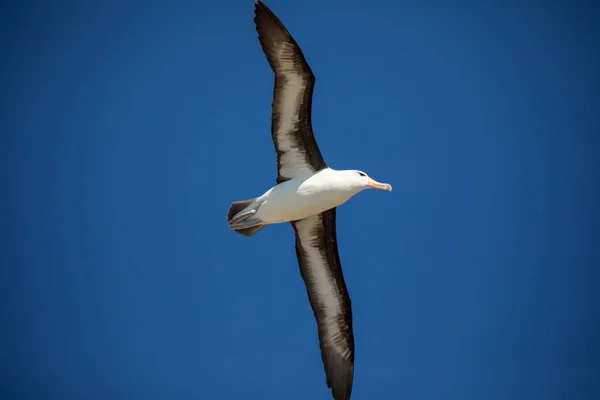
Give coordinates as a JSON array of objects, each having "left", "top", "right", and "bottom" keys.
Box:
[
  {"left": 254, "top": 1, "right": 327, "bottom": 183},
  {"left": 291, "top": 208, "right": 354, "bottom": 400}
]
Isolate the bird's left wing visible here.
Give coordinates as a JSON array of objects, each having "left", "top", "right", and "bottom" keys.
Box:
[
  {"left": 291, "top": 208, "right": 355, "bottom": 400},
  {"left": 254, "top": 0, "right": 327, "bottom": 184}
]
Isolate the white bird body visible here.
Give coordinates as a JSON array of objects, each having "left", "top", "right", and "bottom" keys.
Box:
[
  {"left": 255, "top": 169, "right": 368, "bottom": 224},
  {"left": 228, "top": 168, "right": 391, "bottom": 234}
]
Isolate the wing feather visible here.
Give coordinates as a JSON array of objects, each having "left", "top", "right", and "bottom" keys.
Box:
[
  {"left": 292, "top": 209, "right": 355, "bottom": 400},
  {"left": 254, "top": 1, "right": 327, "bottom": 183}
]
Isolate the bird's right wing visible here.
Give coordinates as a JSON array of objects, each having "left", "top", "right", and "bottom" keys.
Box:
[{"left": 253, "top": 0, "right": 328, "bottom": 184}]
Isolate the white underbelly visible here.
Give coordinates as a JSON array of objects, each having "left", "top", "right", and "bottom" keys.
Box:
[{"left": 255, "top": 180, "right": 352, "bottom": 224}]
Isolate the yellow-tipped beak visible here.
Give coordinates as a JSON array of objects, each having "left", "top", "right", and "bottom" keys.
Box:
[{"left": 368, "top": 178, "right": 392, "bottom": 191}]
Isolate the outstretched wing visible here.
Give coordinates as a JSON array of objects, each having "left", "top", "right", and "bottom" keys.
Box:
[
  {"left": 254, "top": 0, "right": 327, "bottom": 183},
  {"left": 291, "top": 208, "right": 355, "bottom": 400}
]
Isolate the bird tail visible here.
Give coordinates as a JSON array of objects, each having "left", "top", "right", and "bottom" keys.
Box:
[{"left": 226, "top": 197, "right": 267, "bottom": 237}]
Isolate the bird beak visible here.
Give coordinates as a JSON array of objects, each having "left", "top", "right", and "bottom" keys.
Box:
[{"left": 368, "top": 178, "right": 392, "bottom": 191}]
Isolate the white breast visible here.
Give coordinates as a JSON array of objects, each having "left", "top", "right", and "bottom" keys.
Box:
[{"left": 255, "top": 169, "right": 358, "bottom": 224}]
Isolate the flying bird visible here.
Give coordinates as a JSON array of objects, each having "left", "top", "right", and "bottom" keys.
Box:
[{"left": 227, "top": 1, "right": 392, "bottom": 399}]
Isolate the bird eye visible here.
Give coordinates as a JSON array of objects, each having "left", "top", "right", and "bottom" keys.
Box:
[{"left": 356, "top": 171, "right": 366, "bottom": 177}]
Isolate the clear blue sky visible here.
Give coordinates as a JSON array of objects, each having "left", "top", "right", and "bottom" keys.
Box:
[{"left": 2, "top": 1, "right": 599, "bottom": 399}]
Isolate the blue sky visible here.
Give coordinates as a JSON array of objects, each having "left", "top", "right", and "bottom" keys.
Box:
[{"left": 2, "top": 0, "right": 599, "bottom": 399}]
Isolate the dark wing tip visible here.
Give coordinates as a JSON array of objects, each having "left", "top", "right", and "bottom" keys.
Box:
[
  {"left": 324, "top": 351, "right": 354, "bottom": 400},
  {"left": 252, "top": 0, "right": 314, "bottom": 78},
  {"left": 253, "top": 0, "right": 290, "bottom": 40}
]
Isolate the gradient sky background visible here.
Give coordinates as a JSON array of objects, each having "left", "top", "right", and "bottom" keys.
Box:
[{"left": 2, "top": 1, "right": 599, "bottom": 399}]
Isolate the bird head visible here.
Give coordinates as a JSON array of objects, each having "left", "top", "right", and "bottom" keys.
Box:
[{"left": 340, "top": 169, "right": 392, "bottom": 192}]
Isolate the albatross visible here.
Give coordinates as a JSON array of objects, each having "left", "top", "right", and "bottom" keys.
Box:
[{"left": 226, "top": 2, "right": 391, "bottom": 399}]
